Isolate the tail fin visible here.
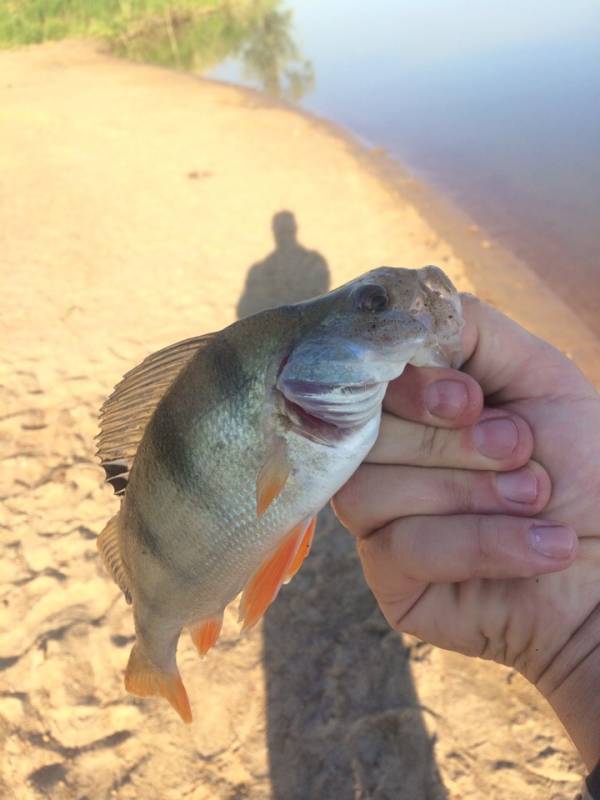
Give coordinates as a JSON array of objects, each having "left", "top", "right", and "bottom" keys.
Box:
[{"left": 125, "top": 644, "right": 192, "bottom": 723}]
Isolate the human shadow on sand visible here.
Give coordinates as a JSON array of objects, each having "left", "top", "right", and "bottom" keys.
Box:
[
  {"left": 262, "top": 508, "right": 448, "bottom": 799},
  {"left": 236, "top": 211, "right": 330, "bottom": 318},
  {"left": 238, "top": 222, "right": 447, "bottom": 798}
]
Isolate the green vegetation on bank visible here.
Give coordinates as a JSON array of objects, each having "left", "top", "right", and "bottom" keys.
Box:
[
  {"left": 0, "top": 0, "right": 314, "bottom": 100},
  {"left": 0, "top": 1, "right": 237, "bottom": 46}
]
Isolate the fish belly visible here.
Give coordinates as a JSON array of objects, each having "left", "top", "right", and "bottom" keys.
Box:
[{"left": 124, "top": 412, "right": 381, "bottom": 625}]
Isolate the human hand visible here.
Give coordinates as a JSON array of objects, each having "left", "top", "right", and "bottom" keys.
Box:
[{"left": 333, "top": 296, "right": 600, "bottom": 767}]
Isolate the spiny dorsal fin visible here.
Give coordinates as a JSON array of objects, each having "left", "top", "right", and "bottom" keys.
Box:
[
  {"left": 97, "top": 334, "right": 213, "bottom": 494},
  {"left": 97, "top": 513, "right": 132, "bottom": 604}
]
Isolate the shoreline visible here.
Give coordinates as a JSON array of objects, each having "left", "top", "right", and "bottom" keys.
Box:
[
  {"left": 206, "top": 67, "right": 600, "bottom": 386},
  {"left": 0, "top": 39, "right": 590, "bottom": 799},
  {"left": 5, "top": 35, "right": 600, "bottom": 382}
]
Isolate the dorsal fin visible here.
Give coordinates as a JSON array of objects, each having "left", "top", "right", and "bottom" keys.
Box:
[
  {"left": 97, "top": 334, "right": 213, "bottom": 494},
  {"left": 97, "top": 513, "right": 132, "bottom": 604}
]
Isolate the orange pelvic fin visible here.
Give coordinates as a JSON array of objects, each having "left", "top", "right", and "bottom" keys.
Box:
[
  {"left": 190, "top": 614, "right": 223, "bottom": 656},
  {"left": 124, "top": 644, "right": 192, "bottom": 724},
  {"left": 285, "top": 517, "right": 316, "bottom": 583},
  {"left": 256, "top": 435, "right": 291, "bottom": 517},
  {"left": 239, "top": 522, "right": 307, "bottom": 631}
]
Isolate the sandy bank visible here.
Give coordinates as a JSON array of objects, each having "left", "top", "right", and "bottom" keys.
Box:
[{"left": 0, "top": 40, "right": 593, "bottom": 799}]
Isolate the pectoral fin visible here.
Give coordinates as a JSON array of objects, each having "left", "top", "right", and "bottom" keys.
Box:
[
  {"left": 239, "top": 519, "right": 312, "bottom": 631},
  {"left": 256, "top": 436, "right": 291, "bottom": 517},
  {"left": 189, "top": 614, "right": 224, "bottom": 656}
]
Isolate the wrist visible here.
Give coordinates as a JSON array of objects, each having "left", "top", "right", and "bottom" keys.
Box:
[{"left": 538, "top": 607, "right": 600, "bottom": 769}]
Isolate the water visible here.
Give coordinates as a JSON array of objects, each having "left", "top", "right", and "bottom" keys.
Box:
[
  {"left": 8, "top": 1, "right": 596, "bottom": 327},
  {"left": 209, "top": 0, "right": 600, "bottom": 332}
]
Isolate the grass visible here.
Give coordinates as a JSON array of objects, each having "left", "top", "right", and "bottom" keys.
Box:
[
  {"left": 0, "top": 1, "right": 221, "bottom": 46},
  {"left": 0, "top": 0, "right": 314, "bottom": 100}
]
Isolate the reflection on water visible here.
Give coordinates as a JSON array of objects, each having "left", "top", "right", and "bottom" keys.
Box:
[
  {"left": 111, "top": 1, "right": 313, "bottom": 101},
  {"left": 236, "top": 7, "right": 314, "bottom": 102},
  {"left": 0, "top": 1, "right": 313, "bottom": 102}
]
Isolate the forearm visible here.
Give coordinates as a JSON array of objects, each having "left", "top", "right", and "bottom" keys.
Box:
[{"left": 542, "top": 633, "right": 600, "bottom": 769}]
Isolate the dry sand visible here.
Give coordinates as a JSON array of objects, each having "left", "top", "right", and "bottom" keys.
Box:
[{"left": 1, "top": 40, "right": 599, "bottom": 799}]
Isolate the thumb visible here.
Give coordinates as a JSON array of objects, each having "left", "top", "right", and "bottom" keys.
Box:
[{"left": 459, "top": 295, "right": 591, "bottom": 401}]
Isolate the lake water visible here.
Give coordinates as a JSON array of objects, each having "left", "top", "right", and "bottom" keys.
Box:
[{"left": 208, "top": 0, "right": 600, "bottom": 333}]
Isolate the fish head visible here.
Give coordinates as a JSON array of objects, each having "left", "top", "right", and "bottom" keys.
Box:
[{"left": 277, "top": 266, "right": 464, "bottom": 432}]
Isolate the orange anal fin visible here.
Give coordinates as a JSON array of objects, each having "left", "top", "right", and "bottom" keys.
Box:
[
  {"left": 124, "top": 644, "right": 192, "bottom": 724},
  {"left": 256, "top": 436, "right": 291, "bottom": 517},
  {"left": 239, "top": 522, "right": 306, "bottom": 631},
  {"left": 285, "top": 517, "right": 316, "bottom": 583},
  {"left": 190, "top": 614, "right": 223, "bottom": 656}
]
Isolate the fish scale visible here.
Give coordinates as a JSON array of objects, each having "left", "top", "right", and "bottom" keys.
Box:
[{"left": 96, "top": 265, "right": 464, "bottom": 721}]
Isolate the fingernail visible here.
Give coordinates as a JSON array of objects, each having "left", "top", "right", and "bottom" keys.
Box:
[
  {"left": 424, "top": 380, "right": 468, "bottom": 418},
  {"left": 474, "top": 417, "right": 519, "bottom": 458},
  {"left": 529, "top": 524, "right": 576, "bottom": 559},
  {"left": 496, "top": 468, "right": 538, "bottom": 503}
]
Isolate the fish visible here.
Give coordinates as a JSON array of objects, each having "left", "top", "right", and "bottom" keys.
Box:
[{"left": 96, "top": 265, "right": 463, "bottom": 722}]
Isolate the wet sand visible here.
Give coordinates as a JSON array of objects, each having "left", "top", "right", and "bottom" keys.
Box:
[{"left": 1, "top": 40, "right": 598, "bottom": 800}]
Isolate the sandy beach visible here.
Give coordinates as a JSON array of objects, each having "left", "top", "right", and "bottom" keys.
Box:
[{"left": 1, "top": 40, "right": 599, "bottom": 799}]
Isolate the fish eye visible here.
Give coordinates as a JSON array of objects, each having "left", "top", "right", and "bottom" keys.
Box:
[{"left": 353, "top": 284, "right": 389, "bottom": 313}]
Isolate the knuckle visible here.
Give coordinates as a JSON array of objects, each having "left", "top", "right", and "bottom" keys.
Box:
[
  {"left": 331, "top": 478, "right": 358, "bottom": 527},
  {"left": 419, "top": 425, "right": 442, "bottom": 460},
  {"left": 391, "top": 611, "right": 417, "bottom": 635},
  {"left": 442, "top": 473, "right": 475, "bottom": 513},
  {"left": 474, "top": 516, "right": 500, "bottom": 573},
  {"left": 360, "top": 527, "right": 417, "bottom": 631},
  {"left": 331, "top": 469, "right": 370, "bottom": 535},
  {"left": 361, "top": 527, "right": 392, "bottom": 569}
]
